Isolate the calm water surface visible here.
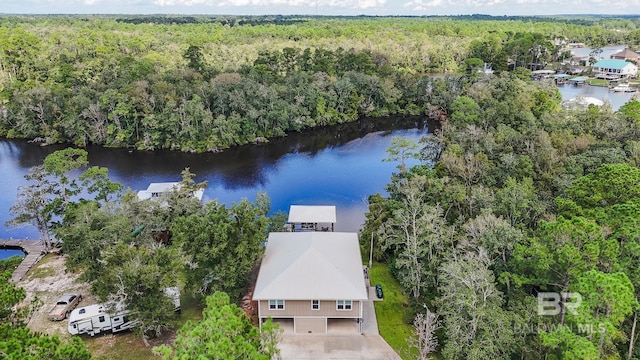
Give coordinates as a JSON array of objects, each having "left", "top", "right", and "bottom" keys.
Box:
[
  {"left": 1, "top": 117, "right": 432, "bottom": 259},
  {"left": 557, "top": 84, "right": 636, "bottom": 110}
]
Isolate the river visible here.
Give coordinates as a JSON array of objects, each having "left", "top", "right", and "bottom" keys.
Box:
[
  {"left": 2, "top": 66, "right": 639, "bottom": 260},
  {"left": 1, "top": 117, "right": 432, "bottom": 259}
]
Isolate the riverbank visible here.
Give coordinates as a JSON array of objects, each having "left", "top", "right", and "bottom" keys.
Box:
[{"left": 585, "top": 78, "right": 639, "bottom": 90}]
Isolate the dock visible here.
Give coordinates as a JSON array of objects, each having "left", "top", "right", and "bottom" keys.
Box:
[{"left": 0, "top": 238, "right": 46, "bottom": 284}]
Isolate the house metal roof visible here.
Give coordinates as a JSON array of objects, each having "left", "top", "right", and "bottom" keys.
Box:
[
  {"left": 288, "top": 205, "right": 337, "bottom": 223},
  {"left": 253, "top": 232, "right": 368, "bottom": 301},
  {"left": 569, "top": 77, "right": 589, "bottom": 82},
  {"left": 137, "top": 182, "right": 204, "bottom": 201},
  {"left": 593, "top": 59, "right": 635, "bottom": 70}
]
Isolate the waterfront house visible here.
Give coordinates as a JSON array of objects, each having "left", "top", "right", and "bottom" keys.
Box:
[
  {"left": 592, "top": 59, "right": 638, "bottom": 79},
  {"left": 610, "top": 48, "right": 640, "bottom": 63},
  {"left": 531, "top": 69, "right": 555, "bottom": 80},
  {"left": 566, "top": 54, "right": 588, "bottom": 66},
  {"left": 253, "top": 231, "right": 368, "bottom": 334}
]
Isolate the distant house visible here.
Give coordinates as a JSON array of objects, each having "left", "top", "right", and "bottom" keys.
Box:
[
  {"left": 136, "top": 182, "right": 204, "bottom": 201},
  {"left": 531, "top": 69, "right": 555, "bottom": 80},
  {"left": 592, "top": 59, "right": 638, "bottom": 79},
  {"left": 610, "top": 48, "right": 640, "bottom": 63},
  {"left": 287, "top": 205, "right": 336, "bottom": 232},
  {"left": 566, "top": 54, "right": 588, "bottom": 66},
  {"left": 253, "top": 231, "right": 368, "bottom": 334}
]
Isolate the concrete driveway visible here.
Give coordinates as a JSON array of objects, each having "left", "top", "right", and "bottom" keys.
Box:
[
  {"left": 276, "top": 284, "right": 402, "bottom": 360},
  {"left": 278, "top": 334, "right": 402, "bottom": 360}
]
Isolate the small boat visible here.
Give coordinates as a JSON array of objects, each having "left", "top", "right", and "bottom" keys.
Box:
[{"left": 612, "top": 82, "right": 636, "bottom": 93}]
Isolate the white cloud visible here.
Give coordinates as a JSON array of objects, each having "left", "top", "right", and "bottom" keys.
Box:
[
  {"left": 2, "top": 0, "right": 639, "bottom": 15},
  {"left": 154, "top": 0, "right": 216, "bottom": 6},
  {"left": 212, "top": 0, "right": 385, "bottom": 9},
  {"left": 325, "top": 0, "right": 387, "bottom": 9},
  {"left": 403, "top": 0, "right": 447, "bottom": 9}
]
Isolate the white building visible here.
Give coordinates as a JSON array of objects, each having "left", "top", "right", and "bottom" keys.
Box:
[
  {"left": 136, "top": 182, "right": 204, "bottom": 201},
  {"left": 592, "top": 59, "right": 638, "bottom": 79}
]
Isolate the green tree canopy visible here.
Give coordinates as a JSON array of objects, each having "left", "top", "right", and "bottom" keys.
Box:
[{"left": 153, "top": 291, "right": 281, "bottom": 360}]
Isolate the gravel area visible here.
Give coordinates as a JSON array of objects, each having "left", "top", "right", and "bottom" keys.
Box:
[
  {"left": 15, "top": 253, "right": 178, "bottom": 358},
  {"left": 16, "top": 254, "right": 94, "bottom": 339}
]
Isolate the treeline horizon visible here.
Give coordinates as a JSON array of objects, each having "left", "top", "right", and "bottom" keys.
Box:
[{"left": 1, "top": 15, "right": 639, "bottom": 152}]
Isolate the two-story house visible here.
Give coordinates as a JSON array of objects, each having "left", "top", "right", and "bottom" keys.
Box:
[{"left": 253, "top": 231, "right": 368, "bottom": 334}]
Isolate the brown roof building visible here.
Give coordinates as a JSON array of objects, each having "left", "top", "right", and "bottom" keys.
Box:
[{"left": 610, "top": 48, "right": 640, "bottom": 63}]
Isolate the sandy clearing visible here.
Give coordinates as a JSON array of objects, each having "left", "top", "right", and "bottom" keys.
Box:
[
  {"left": 16, "top": 254, "right": 94, "bottom": 339},
  {"left": 15, "top": 253, "right": 179, "bottom": 358}
]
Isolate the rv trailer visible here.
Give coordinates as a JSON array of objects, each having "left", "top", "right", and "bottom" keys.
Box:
[
  {"left": 67, "top": 303, "right": 134, "bottom": 336},
  {"left": 67, "top": 287, "right": 181, "bottom": 336}
]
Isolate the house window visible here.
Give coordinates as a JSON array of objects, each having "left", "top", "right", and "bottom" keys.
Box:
[
  {"left": 336, "top": 300, "right": 352, "bottom": 311},
  {"left": 268, "top": 300, "right": 285, "bottom": 310},
  {"left": 311, "top": 300, "right": 320, "bottom": 310}
]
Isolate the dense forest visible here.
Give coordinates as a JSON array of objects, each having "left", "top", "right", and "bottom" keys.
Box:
[
  {"left": 1, "top": 15, "right": 639, "bottom": 152},
  {"left": 361, "top": 67, "right": 640, "bottom": 358}
]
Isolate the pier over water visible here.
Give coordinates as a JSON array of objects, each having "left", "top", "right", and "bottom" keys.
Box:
[{"left": 0, "top": 239, "right": 46, "bottom": 284}]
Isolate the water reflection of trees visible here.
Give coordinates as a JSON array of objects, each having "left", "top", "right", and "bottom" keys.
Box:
[{"left": 3, "top": 116, "right": 434, "bottom": 190}]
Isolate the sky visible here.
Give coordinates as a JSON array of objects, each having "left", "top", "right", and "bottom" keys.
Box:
[{"left": 1, "top": 0, "right": 639, "bottom": 17}]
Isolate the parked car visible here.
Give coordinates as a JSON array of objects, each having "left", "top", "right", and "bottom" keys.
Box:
[
  {"left": 375, "top": 284, "right": 384, "bottom": 299},
  {"left": 48, "top": 294, "right": 82, "bottom": 321}
]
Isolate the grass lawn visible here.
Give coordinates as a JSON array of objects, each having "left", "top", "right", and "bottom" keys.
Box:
[
  {"left": 370, "top": 262, "right": 417, "bottom": 360},
  {"left": 86, "top": 332, "right": 165, "bottom": 360},
  {"left": 26, "top": 253, "right": 58, "bottom": 280},
  {"left": 588, "top": 78, "right": 608, "bottom": 87}
]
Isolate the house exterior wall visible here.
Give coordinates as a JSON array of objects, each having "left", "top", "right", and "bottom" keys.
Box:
[
  {"left": 611, "top": 55, "right": 640, "bottom": 63},
  {"left": 622, "top": 64, "right": 638, "bottom": 76},
  {"left": 258, "top": 300, "right": 361, "bottom": 318},
  {"left": 594, "top": 64, "right": 638, "bottom": 76}
]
